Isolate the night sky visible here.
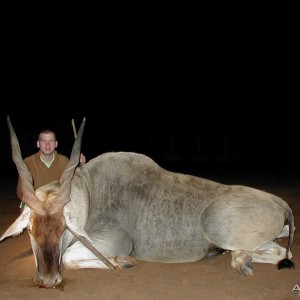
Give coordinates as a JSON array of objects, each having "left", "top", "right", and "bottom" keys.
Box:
[
  {"left": 2, "top": 11, "right": 298, "bottom": 179},
  {"left": 1, "top": 109, "right": 299, "bottom": 179}
]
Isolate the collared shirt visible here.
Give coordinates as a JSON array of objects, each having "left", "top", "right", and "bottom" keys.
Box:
[{"left": 40, "top": 152, "right": 56, "bottom": 168}]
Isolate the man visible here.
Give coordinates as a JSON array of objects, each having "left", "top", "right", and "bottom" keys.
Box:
[{"left": 17, "top": 128, "right": 86, "bottom": 209}]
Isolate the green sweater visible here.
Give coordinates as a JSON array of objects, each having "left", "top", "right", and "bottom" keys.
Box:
[{"left": 17, "top": 151, "right": 69, "bottom": 200}]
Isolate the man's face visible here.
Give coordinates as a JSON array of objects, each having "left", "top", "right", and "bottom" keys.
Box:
[{"left": 37, "top": 133, "right": 58, "bottom": 155}]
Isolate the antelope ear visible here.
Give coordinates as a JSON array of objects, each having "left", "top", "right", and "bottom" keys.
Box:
[{"left": 0, "top": 207, "right": 30, "bottom": 242}]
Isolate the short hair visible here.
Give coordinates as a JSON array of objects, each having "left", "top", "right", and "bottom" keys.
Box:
[{"left": 38, "top": 129, "right": 56, "bottom": 141}]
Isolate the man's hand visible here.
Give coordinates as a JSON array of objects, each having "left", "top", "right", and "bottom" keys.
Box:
[{"left": 80, "top": 153, "right": 86, "bottom": 165}]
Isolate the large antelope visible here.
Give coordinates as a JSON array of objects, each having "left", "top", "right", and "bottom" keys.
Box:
[{"left": 0, "top": 116, "right": 295, "bottom": 288}]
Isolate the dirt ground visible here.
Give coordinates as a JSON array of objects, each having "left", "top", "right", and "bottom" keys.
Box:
[{"left": 0, "top": 173, "right": 299, "bottom": 300}]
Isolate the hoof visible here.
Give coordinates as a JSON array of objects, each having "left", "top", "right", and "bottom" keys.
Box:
[
  {"left": 231, "top": 251, "right": 253, "bottom": 276},
  {"left": 114, "top": 256, "right": 137, "bottom": 268},
  {"left": 207, "top": 248, "right": 226, "bottom": 259},
  {"left": 239, "top": 262, "right": 253, "bottom": 276}
]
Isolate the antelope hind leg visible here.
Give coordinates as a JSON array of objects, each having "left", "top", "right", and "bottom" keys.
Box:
[{"left": 231, "top": 241, "right": 288, "bottom": 275}]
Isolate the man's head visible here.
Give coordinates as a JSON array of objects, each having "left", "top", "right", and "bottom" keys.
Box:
[{"left": 37, "top": 130, "right": 58, "bottom": 156}]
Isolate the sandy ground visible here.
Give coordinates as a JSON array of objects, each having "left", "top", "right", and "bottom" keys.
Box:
[{"left": 0, "top": 173, "right": 299, "bottom": 300}]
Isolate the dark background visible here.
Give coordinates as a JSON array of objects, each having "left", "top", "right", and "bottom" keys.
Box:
[
  {"left": 1, "top": 110, "right": 299, "bottom": 181},
  {"left": 1, "top": 26, "right": 298, "bottom": 179},
  {"left": 1, "top": 5, "right": 298, "bottom": 181}
]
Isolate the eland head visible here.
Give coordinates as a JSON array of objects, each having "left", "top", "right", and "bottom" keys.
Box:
[{"left": 0, "top": 116, "right": 113, "bottom": 288}]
